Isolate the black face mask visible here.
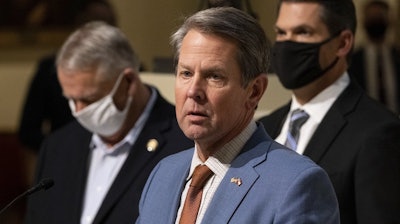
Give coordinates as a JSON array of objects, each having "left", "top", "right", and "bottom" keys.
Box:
[
  {"left": 271, "top": 35, "right": 339, "bottom": 89},
  {"left": 364, "top": 20, "right": 388, "bottom": 40}
]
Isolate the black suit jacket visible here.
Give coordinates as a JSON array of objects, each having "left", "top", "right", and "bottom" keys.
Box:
[
  {"left": 259, "top": 80, "right": 400, "bottom": 224},
  {"left": 25, "top": 90, "right": 193, "bottom": 224},
  {"left": 349, "top": 46, "right": 400, "bottom": 113}
]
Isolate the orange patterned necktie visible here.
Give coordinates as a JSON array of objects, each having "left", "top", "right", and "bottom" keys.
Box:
[{"left": 179, "top": 165, "right": 213, "bottom": 224}]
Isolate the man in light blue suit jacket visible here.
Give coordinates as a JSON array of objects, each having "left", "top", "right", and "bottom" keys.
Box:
[
  {"left": 137, "top": 7, "right": 339, "bottom": 224},
  {"left": 137, "top": 125, "right": 339, "bottom": 223}
]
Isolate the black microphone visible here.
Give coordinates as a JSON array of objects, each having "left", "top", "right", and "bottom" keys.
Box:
[{"left": 0, "top": 178, "right": 54, "bottom": 215}]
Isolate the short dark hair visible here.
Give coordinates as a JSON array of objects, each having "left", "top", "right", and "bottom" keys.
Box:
[
  {"left": 277, "top": 0, "right": 357, "bottom": 36},
  {"left": 277, "top": 0, "right": 357, "bottom": 63}
]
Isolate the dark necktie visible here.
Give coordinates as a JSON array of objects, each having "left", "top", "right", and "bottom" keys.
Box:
[
  {"left": 179, "top": 165, "right": 213, "bottom": 224},
  {"left": 377, "top": 47, "right": 387, "bottom": 104},
  {"left": 285, "top": 109, "right": 309, "bottom": 151}
]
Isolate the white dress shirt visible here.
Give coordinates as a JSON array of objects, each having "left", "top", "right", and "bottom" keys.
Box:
[{"left": 275, "top": 73, "right": 350, "bottom": 154}]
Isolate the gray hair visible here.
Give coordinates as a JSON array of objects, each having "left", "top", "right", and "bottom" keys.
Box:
[
  {"left": 171, "top": 7, "right": 270, "bottom": 87},
  {"left": 56, "top": 21, "right": 139, "bottom": 79}
]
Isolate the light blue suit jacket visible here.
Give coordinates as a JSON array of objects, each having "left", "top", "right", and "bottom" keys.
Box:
[{"left": 136, "top": 125, "right": 339, "bottom": 224}]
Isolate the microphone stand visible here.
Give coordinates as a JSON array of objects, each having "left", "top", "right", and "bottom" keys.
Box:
[{"left": 0, "top": 178, "right": 54, "bottom": 215}]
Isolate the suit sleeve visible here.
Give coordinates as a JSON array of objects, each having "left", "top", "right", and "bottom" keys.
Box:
[
  {"left": 274, "top": 166, "right": 340, "bottom": 224},
  {"left": 355, "top": 122, "right": 400, "bottom": 223}
]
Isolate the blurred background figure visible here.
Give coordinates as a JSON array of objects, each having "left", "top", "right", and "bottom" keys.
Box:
[
  {"left": 198, "top": 0, "right": 258, "bottom": 19},
  {"left": 349, "top": 0, "right": 400, "bottom": 114},
  {"left": 17, "top": 0, "right": 118, "bottom": 186},
  {"left": 0, "top": 0, "right": 116, "bottom": 29},
  {"left": 24, "top": 21, "right": 193, "bottom": 224},
  {"left": 0, "top": 0, "right": 117, "bottom": 224},
  {"left": 0, "top": 2, "right": 119, "bottom": 223}
]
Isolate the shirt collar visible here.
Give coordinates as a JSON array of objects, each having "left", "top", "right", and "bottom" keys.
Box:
[
  {"left": 290, "top": 72, "right": 350, "bottom": 123},
  {"left": 187, "top": 121, "right": 257, "bottom": 180}
]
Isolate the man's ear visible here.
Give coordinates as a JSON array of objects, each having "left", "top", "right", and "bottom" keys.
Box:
[
  {"left": 120, "top": 68, "right": 140, "bottom": 96},
  {"left": 246, "top": 73, "right": 268, "bottom": 110},
  {"left": 336, "top": 30, "right": 354, "bottom": 57},
  {"left": 122, "top": 68, "right": 137, "bottom": 84}
]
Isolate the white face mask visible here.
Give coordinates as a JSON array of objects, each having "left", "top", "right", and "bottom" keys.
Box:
[{"left": 69, "top": 73, "right": 133, "bottom": 136}]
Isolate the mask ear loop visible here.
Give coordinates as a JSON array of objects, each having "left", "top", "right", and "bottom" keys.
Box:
[
  {"left": 318, "top": 30, "right": 343, "bottom": 46},
  {"left": 317, "top": 30, "right": 342, "bottom": 76},
  {"left": 319, "top": 56, "right": 339, "bottom": 76},
  {"left": 110, "top": 71, "right": 134, "bottom": 112},
  {"left": 109, "top": 72, "right": 126, "bottom": 97}
]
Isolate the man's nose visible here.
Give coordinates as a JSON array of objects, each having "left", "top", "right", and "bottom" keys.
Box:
[{"left": 187, "top": 76, "right": 206, "bottom": 101}]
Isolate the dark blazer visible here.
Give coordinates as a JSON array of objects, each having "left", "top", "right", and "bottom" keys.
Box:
[
  {"left": 349, "top": 46, "right": 400, "bottom": 113},
  {"left": 25, "top": 90, "right": 194, "bottom": 224},
  {"left": 137, "top": 125, "right": 339, "bottom": 224},
  {"left": 258, "top": 80, "right": 400, "bottom": 224}
]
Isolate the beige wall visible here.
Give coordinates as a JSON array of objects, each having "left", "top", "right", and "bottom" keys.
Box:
[
  {"left": 110, "top": 0, "right": 277, "bottom": 70},
  {"left": 0, "top": 0, "right": 280, "bottom": 132},
  {"left": 4, "top": 0, "right": 399, "bottom": 132},
  {"left": 110, "top": 0, "right": 196, "bottom": 71}
]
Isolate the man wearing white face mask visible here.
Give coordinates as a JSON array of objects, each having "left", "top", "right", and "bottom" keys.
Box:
[
  {"left": 25, "top": 21, "right": 193, "bottom": 224},
  {"left": 68, "top": 72, "right": 133, "bottom": 137}
]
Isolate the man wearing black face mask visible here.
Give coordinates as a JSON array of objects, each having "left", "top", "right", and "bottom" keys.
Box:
[
  {"left": 258, "top": 0, "right": 400, "bottom": 223},
  {"left": 349, "top": 0, "right": 400, "bottom": 114}
]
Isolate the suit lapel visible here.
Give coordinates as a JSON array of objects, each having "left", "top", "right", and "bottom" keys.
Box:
[
  {"left": 166, "top": 158, "right": 192, "bottom": 224},
  {"left": 258, "top": 103, "right": 290, "bottom": 139},
  {"left": 304, "top": 80, "right": 362, "bottom": 162},
  {"left": 139, "top": 149, "right": 193, "bottom": 224},
  {"left": 92, "top": 93, "right": 172, "bottom": 223},
  {"left": 202, "top": 166, "right": 260, "bottom": 223},
  {"left": 65, "top": 124, "right": 92, "bottom": 223},
  {"left": 303, "top": 109, "right": 346, "bottom": 162},
  {"left": 201, "top": 127, "right": 270, "bottom": 223}
]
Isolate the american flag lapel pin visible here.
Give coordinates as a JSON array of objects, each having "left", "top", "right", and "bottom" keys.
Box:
[{"left": 230, "top": 177, "right": 242, "bottom": 186}]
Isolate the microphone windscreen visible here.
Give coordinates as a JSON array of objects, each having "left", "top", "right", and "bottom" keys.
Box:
[{"left": 40, "top": 178, "right": 55, "bottom": 190}]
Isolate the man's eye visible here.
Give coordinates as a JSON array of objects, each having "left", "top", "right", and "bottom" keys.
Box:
[
  {"left": 297, "top": 30, "right": 312, "bottom": 36},
  {"left": 179, "top": 71, "right": 192, "bottom": 78},
  {"left": 276, "top": 30, "right": 285, "bottom": 36},
  {"left": 209, "top": 74, "right": 221, "bottom": 80},
  {"left": 207, "top": 74, "right": 225, "bottom": 88},
  {"left": 183, "top": 71, "right": 190, "bottom": 76}
]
